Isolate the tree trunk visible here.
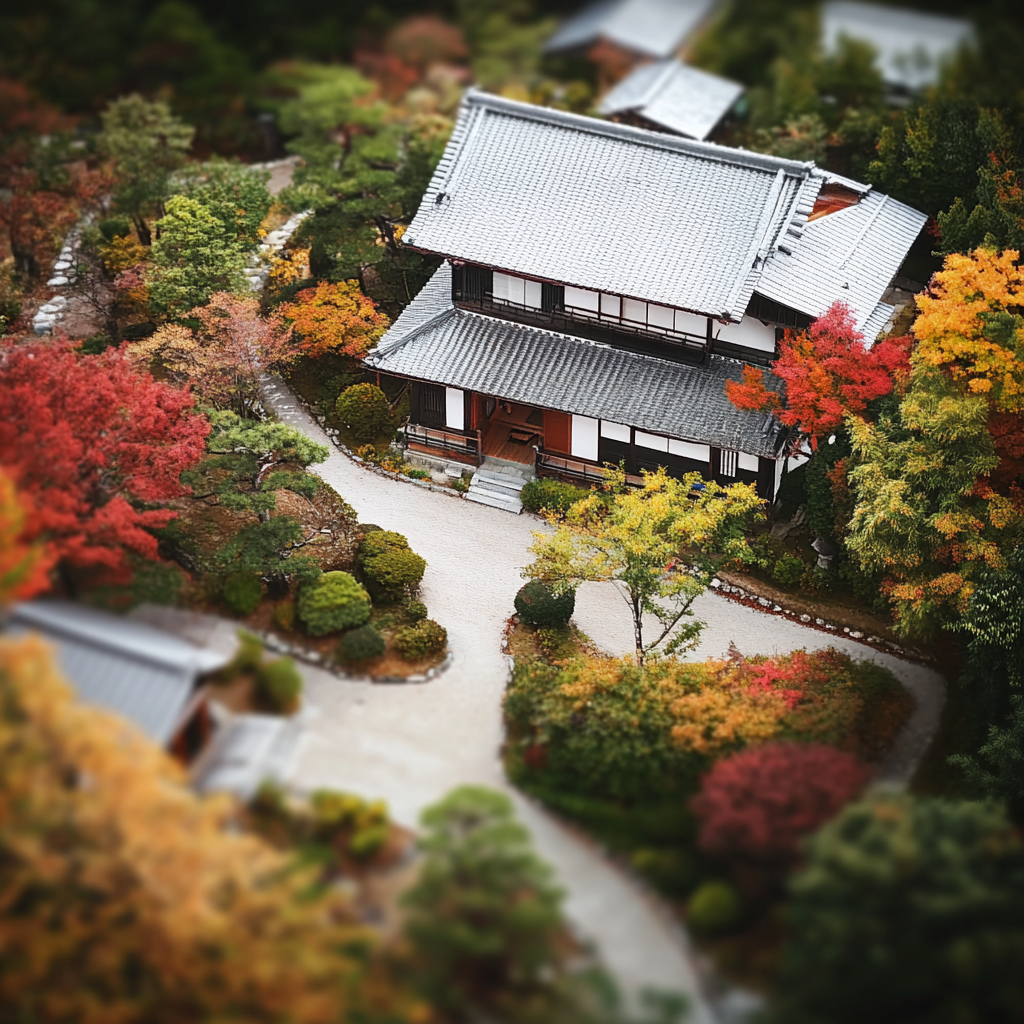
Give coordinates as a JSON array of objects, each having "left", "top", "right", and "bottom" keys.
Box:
[
  {"left": 632, "top": 593, "right": 644, "bottom": 667},
  {"left": 133, "top": 216, "right": 152, "bottom": 248}
]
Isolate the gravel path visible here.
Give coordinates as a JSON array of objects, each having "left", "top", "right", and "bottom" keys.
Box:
[{"left": 261, "top": 375, "right": 945, "bottom": 1018}]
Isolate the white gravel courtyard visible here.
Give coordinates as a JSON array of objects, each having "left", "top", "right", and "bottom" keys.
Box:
[{"left": 261, "top": 376, "right": 945, "bottom": 1021}]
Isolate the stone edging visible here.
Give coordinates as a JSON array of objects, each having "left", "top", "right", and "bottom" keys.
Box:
[
  {"left": 286, "top": 387, "right": 471, "bottom": 501},
  {"left": 706, "top": 577, "right": 927, "bottom": 663},
  {"left": 258, "top": 626, "right": 454, "bottom": 684}
]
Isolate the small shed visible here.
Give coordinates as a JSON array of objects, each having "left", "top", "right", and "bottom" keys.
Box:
[
  {"left": 598, "top": 59, "right": 743, "bottom": 140},
  {"left": 544, "top": 0, "right": 720, "bottom": 60},
  {"left": 821, "top": 1, "right": 975, "bottom": 94},
  {"left": 8, "top": 601, "right": 228, "bottom": 758}
]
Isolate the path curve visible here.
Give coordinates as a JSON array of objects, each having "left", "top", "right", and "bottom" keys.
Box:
[{"left": 261, "top": 376, "right": 945, "bottom": 1019}]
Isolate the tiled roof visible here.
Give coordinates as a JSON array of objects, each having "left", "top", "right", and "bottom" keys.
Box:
[
  {"left": 368, "top": 264, "right": 782, "bottom": 458},
  {"left": 545, "top": 0, "right": 719, "bottom": 58},
  {"left": 9, "top": 601, "right": 227, "bottom": 746},
  {"left": 755, "top": 189, "right": 927, "bottom": 337},
  {"left": 598, "top": 59, "right": 743, "bottom": 140},
  {"left": 821, "top": 1, "right": 975, "bottom": 92},
  {"left": 404, "top": 90, "right": 817, "bottom": 322}
]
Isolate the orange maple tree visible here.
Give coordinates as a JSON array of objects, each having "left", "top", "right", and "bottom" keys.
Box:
[
  {"left": 280, "top": 280, "right": 390, "bottom": 359},
  {"left": 725, "top": 303, "right": 912, "bottom": 447}
]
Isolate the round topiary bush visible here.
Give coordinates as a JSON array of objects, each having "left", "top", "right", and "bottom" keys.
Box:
[
  {"left": 363, "top": 548, "right": 427, "bottom": 602},
  {"left": 771, "top": 554, "right": 805, "bottom": 588},
  {"left": 514, "top": 580, "right": 575, "bottom": 627},
  {"left": 405, "top": 599, "right": 427, "bottom": 622},
  {"left": 338, "top": 624, "right": 386, "bottom": 664},
  {"left": 686, "top": 880, "right": 742, "bottom": 934},
  {"left": 223, "top": 572, "right": 263, "bottom": 615},
  {"left": 297, "top": 571, "right": 372, "bottom": 636},
  {"left": 335, "top": 384, "right": 392, "bottom": 441},
  {"left": 256, "top": 656, "right": 302, "bottom": 713},
  {"left": 394, "top": 618, "right": 448, "bottom": 661},
  {"left": 357, "top": 528, "right": 409, "bottom": 564}
]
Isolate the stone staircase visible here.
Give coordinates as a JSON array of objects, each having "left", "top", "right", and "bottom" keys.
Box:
[{"left": 465, "top": 458, "right": 533, "bottom": 514}]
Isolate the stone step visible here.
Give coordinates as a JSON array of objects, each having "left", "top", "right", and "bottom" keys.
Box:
[
  {"left": 472, "top": 469, "right": 527, "bottom": 494},
  {"left": 466, "top": 488, "right": 523, "bottom": 514}
]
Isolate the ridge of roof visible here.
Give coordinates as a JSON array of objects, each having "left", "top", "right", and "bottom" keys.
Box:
[{"left": 453, "top": 89, "right": 816, "bottom": 178}]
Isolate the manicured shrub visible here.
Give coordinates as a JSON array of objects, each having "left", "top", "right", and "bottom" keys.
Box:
[
  {"left": 272, "top": 600, "right": 296, "bottom": 631},
  {"left": 220, "top": 630, "right": 264, "bottom": 679},
  {"left": 338, "top": 624, "right": 385, "bottom": 663},
  {"left": 691, "top": 742, "right": 871, "bottom": 867},
  {"left": 363, "top": 548, "right": 427, "bottom": 602},
  {"left": 686, "top": 880, "right": 742, "bottom": 933},
  {"left": 405, "top": 599, "right": 428, "bottom": 622},
  {"left": 514, "top": 580, "right": 575, "bottom": 627},
  {"left": 335, "top": 383, "right": 391, "bottom": 441},
  {"left": 771, "top": 553, "right": 805, "bottom": 588},
  {"left": 223, "top": 571, "right": 263, "bottom": 615},
  {"left": 394, "top": 618, "right": 448, "bottom": 661},
  {"left": 297, "top": 571, "right": 372, "bottom": 636},
  {"left": 520, "top": 478, "right": 590, "bottom": 515},
  {"left": 774, "top": 793, "right": 1024, "bottom": 1024},
  {"left": 256, "top": 656, "right": 302, "bottom": 712},
  {"left": 357, "top": 528, "right": 409, "bottom": 563}
]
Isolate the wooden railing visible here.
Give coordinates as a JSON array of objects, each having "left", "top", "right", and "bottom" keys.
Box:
[
  {"left": 403, "top": 423, "right": 481, "bottom": 463},
  {"left": 535, "top": 449, "right": 610, "bottom": 484}
]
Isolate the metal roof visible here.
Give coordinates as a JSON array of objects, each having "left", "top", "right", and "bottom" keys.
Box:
[
  {"left": 545, "top": 0, "right": 719, "bottom": 59},
  {"left": 404, "top": 90, "right": 818, "bottom": 324},
  {"left": 821, "top": 1, "right": 975, "bottom": 92},
  {"left": 368, "top": 263, "right": 782, "bottom": 458},
  {"left": 755, "top": 189, "right": 927, "bottom": 339},
  {"left": 598, "top": 59, "right": 743, "bottom": 140},
  {"left": 8, "top": 601, "right": 228, "bottom": 746},
  {"left": 403, "top": 91, "right": 924, "bottom": 332}
]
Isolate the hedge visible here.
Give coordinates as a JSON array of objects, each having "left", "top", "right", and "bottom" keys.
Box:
[
  {"left": 520, "top": 478, "right": 591, "bottom": 516},
  {"left": 297, "top": 571, "right": 372, "bottom": 636},
  {"left": 223, "top": 572, "right": 262, "bottom": 615},
  {"left": 514, "top": 581, "right": 575, "bottom": 627},
  {"left": 338, "top": 624, "right": 386, "bottom": 664},
  {"left": 394, "top": 619, "right": 448, "bottom": 661},
  {"left": 335, "top": 383, "right": 391, "bottom": 441},
  {"left": 256, "top": 657, "right": 302, "bottom": 713}
]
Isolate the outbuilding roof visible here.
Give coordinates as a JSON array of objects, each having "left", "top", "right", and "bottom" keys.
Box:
[
  {"left": 9, "top": 601, "right": 227, "bottom": 746},
  {"left": 402, "top": 90, "right": 925, "bottom": 333},
  {"left": 598, "top": 59, "right": 743, "bottom": 140},
  {"left": 821, "top": 1, "right": 975, "bottom": 92},
  {"left": 545, "top": 0, "right": 719, "bottom": 59},
  {"left": 367, "top": 263, "right": 782, "bottom": 458}
]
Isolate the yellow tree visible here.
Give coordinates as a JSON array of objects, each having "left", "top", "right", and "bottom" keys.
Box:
[
  {"left": 0, "top": 634, "right": 425, "bottom": 1024},
  {"left": 0, "top": 467, "right": 51, "bottom": 601},
  {"left": 524, "top": 467, "right": 763, "bottom": 665}
]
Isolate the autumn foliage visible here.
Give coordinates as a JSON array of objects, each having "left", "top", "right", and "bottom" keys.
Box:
[
  {"left": 0, "top": 467, "right": 51, "bottom": 602},
  {"left": 0, "top": 339, "right": 209, "bottom": 584},
  {"left": 725, "top": 302, "right": 912, "bottom": 445},
  {"left": 692, "top": 742, "right": 871, "bottom": 865},
  {"left": 127, "top": 292, "right": 295, "bottom": 414},
  {"left": 0, "top": 634, "right": 422, "bottom": 1024},
  {"left": 280, "top": 280, "right": 390, "bottom": 359}
]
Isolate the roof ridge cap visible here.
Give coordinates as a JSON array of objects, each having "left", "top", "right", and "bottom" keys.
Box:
[{"left": 462, "top": 88, "right": 816, "bottom": 176}]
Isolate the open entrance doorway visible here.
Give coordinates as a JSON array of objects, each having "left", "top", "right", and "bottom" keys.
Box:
[{"left": 479, "top": 397, "right": 544, "bottom": 464}]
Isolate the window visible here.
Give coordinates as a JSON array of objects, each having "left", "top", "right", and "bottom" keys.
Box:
[
  {"left": 669, "top": 440, "right": 710, "bottom": 462},
  {"left": 570, "top": 415, "right": 599, "bottom": 461},
  {"left": 738, "top": 452, "right": 760, "bottom": 473},
  {"left": 674, "top": 309, "right": 708, "bottom": 338},
  {"left": 600, "top": 293, "right": 621, "bottom": 318},
  {"left": 719, "top": 449, "right": 738, "bottom": 477},
  {"left": 454, "top": 264, "right": 492, "bottom": 302},
  {"left": 542, "top": 282, "right": 564, "bottom": 312},
  {"left": 635, "top": 430, "right": 669, "bottom": 452},
  {"left": 524, "top": 279, "right": 542, "bottom": 309},
  {"left": 420, "top": 383, "right": 445, "bottom": 427},
  {"left": 648, "top": 303, "right": 674, "bottom": 330},
  {"left": 715, "top": 316, "right": 777, "bottom": 353},
  {"left": 600, "top": 420, "right": 630, "bottom": 442},
  {"left": 445, "top": 387, "right": 464, "bottom": 431},
  {"left": 622, "top": 297, "right": 647, "bottom": 324},
  {"left": 565, "top": 285, "right": 599, "bottom": 313}
]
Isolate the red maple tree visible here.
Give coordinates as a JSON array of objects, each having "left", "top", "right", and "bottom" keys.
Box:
[
  {"left": 725, "top": 303, "right": 912, "bottom": 447},
  {"left": 0, "top": 339, "right": 209, "bottom": 586},
  {"left": 692, "top": 741, "right": 871, "bottom": 866}
]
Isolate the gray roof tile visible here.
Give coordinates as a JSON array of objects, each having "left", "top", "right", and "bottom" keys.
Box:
[
  {"left": 404, "top": 90, "right": 815, "bottom": 322},
  {"left": 755, "top": 190, "right": 927, "bottom": 336},
  {"left": 368, "top": 263, "right": 781, "bottom": 458},
  {"left": 545, "top": 0, "right": 719, "bottom": 58},
  {"left": 598, "top": 59, "right": 743, "bottom": 140}
]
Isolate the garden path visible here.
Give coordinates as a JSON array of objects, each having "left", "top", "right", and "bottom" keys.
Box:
[{"left": 260, "top": 375, "right": 945, "bottom": 1019}]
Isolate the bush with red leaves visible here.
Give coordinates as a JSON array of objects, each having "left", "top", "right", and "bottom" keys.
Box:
[{"left": 692, "top": 742, "right": 871, "bottom": 865}]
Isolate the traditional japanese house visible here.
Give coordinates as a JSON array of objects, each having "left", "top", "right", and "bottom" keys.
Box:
[{"left": 366, "top": 90, "right": 927, "bottom": 512}]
